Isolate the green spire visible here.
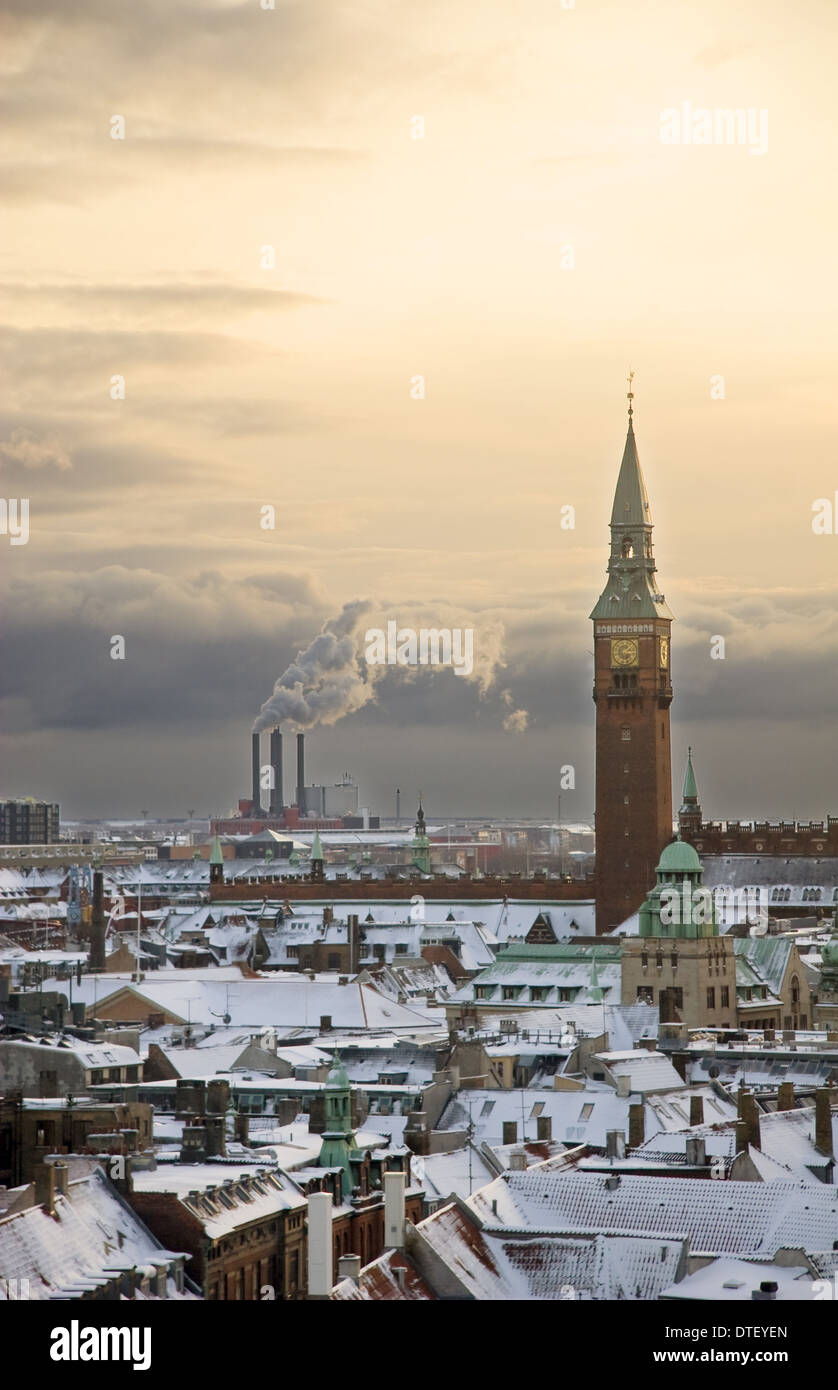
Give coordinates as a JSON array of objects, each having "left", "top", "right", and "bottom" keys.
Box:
[
  {"left": 319, "top": 1051, "right": 360, "bottom": 1198},
  {"left": 209, "top": 836, "right": 224, "bottom": 866},
  {"left": 608, "top": 418, "right": 652, "bottom": 531},
  {"left": 412, "top": 795, "right": 431, "bottom": 874},
  {"left": 311, "top": 830, "right": 323, "bottom": 862},
  {"left": 590, "top": 383, "right": 674, "bottom": 623},
  {"left": 682, "top": 746, "right": 698, "bottom": 805}
]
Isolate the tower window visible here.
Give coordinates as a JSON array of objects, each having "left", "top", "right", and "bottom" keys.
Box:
[
  {"left": 623, "top": 795, "right": 629, "bottom": 805},
  {"left": 621, "top": 728, "right": 631, "bottom": 742},
  {"left": 621, "top": 538, "right": 634, "bottom": 559}
]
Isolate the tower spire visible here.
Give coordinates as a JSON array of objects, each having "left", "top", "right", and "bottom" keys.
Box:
[{"left": 626, "top": 368, "right": 635, "bottom": 422}]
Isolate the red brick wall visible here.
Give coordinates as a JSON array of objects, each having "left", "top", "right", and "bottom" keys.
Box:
[{"left": 593, "top": 622, "right": 673, "bottom": 933}]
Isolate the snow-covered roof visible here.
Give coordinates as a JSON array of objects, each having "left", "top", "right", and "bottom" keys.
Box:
[
  {"left": 468, "top": 1169, "right": 838, "bottom": 1257},
  {"left": 0, "top": 1166, "right": 193, "bottom": 1300}
]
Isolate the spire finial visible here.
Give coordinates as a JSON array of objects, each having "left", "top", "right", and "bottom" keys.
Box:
[{"left": 626, "top": 368, "right": 635, "bottom": 420}]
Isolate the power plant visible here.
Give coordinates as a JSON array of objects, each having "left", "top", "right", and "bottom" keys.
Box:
[{"left": 210, "top": 729, "right": 378, "bottom": 836}]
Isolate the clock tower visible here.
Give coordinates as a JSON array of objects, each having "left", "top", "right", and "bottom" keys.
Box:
[{"left": 591, "top": 380, "right": 674, "bottom": 933}]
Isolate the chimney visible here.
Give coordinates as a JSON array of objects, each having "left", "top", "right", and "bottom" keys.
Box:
[
  {"left": 685, "top": 1136, "right": 707, "bottom": 1167},
  {"left": 307, "top": 1191, "right": 333, "bottom": 1299},
  {"left": 689, "top": 1095, "right": 704, "bottom": 1126},
  {"left": 296, "top": 733, "right": 306, "bottom": 810},
  {"left": 89, "top": 869, "right": 106, "bottom": 971},
  {"left": 384, "top": 1169, "right": 406, "bottom": 1250},
  {"left": 205, "top": 1115, "right": 226, "bottom": 1158},
  {"left": 735, "top": 1117, "right": 750, "bottom": 1153},
  {"left": 52, "top": 1160, "right": 69, "bottom": 1197},
  {"left": 348, "top": 914, "right": 360, "bottom": 974},
  {"left": 338, "top": 1254, "right": 361, "bottom": 1285},
  {"left": 615, "top": 1074, "right": 631, "bottom": 1098},
  {"left": 502, "top": 1121, "right": 518, "bottom": 1146},
  {"left": 778, "top": 1081, "right": 795, "bottom": 1111},
  {"left": 815, "top": 1087, "right": 834, "bottom": 1157},
  {"left": 234, "top": 1112, "right": 249, "bottom": 1146},
  {"left": 35, "top": 1163, "right": 56, "bottom": 1215},
  {"left": 509, "top": 1150, "right": 527, "bottom": 1171},
  {"left": 628, "top": 1102, "right": 644, "bottom": 1148},
  {"left": 751, "top": 1280, "right": 778, "bottom": 1301},
  {"left": 536, "top": 1115, "right": 552, "bottom": 1142},
  {"left": 605, "top": 1130, "right": 626, "bottom": 1161},
  {"left": 738, "top": 1087, "right": 761, "bottom": 1150},
  {"left": 252, "top": 731, "right": 262, "bottom": 812},
  {"left": 269, "top": 729, "right": 284, "bottom": 815}
]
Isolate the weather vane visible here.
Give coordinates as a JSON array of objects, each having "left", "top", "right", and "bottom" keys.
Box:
[{"left": 627, "top": 368, "right": 635, "bottom": 418}]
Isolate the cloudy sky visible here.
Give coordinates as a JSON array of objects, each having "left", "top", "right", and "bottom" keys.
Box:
[{"left": 1, "top": 0, "right": 836, "bottom": 822}]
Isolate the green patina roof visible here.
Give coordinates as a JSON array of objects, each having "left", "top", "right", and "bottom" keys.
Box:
[
  {"left": 310, "top": 830, "right": 324, "bottom": 862},
  {"left": 497, "top": 942, "right": 622, "bottom": 962},
  {"left": 657, "top": 837, "right": 702, "bottom": 875},
  {"left": 682, "top": 747, "right": 698, "bottom": 804},
  {"left": 590, "top": 416, "right": 674, "bottom": 623},
  {"left": 609, "top": 420, "right": 652, "bottom": 529},
  {"left": 209, "top": 836, "right": 224, "bottom": 866},
  {"left": 734, "top": 937, "right": 793, "bottom": 996},
  {"left": 326, "top": 1052, "right": 350, "bottom": 1089}
]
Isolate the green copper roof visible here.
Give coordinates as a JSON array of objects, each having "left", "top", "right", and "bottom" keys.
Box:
[
  {"left": 590, "top": 416, "right": 674, "bottom": 622},
  {"left": 657, "top": 837, "right": 702, "bottom": 875},
  {"left": 209, "top": 836, "right": 223, "bottom": 865},
  {"left": 310, "top": 830, "right": 324, "bottom": 861},
  {"left": 610, "top": 421, "right": 652, "bottom": 529},
  {"left": 682, "top": 747, "right": 698, "bottom": 804},
  {"left": 326, "top": 1052, "right": 350, "bottom": 1089}
]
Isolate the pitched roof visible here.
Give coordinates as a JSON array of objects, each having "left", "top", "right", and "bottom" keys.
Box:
[{"left": 468, "top": 1169, "right": 838, "bottom": 1257}]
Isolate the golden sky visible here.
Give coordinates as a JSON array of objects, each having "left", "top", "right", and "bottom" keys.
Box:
[{"left": 1, "top": 0, "right": 836, "bottom": 820}]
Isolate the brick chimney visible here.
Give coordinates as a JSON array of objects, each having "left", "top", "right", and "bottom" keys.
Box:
[
  {"left": 689, "top": 1095, "right": 704, "bottom": 1126},
  {"left": 777, "top": 1081, "right": 795, "bottom": 1112},
  {"left": 814, "top": 1087, "right": 834, "bottom": 1158},
  {"left": 628, "top": 1102, "right": 644, "bottom": 1148}
]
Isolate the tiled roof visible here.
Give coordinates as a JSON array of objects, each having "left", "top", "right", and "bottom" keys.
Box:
[{"left": 468, "top": 1170, "right": 838, "bottom": 1257}]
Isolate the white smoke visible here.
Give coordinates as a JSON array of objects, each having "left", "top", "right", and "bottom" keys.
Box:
[
  {"left": 254, "top": 599, "right": 529, "bottom": 733},
  {"left": 253, "top": 600, "right": 374, "bottom": 733}
]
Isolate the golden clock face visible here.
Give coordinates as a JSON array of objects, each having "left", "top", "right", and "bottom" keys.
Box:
[
  {"left": 659, "top": 637, "right": 669, "bottom": 669},
  {"left": 611, "top": 637, "right": 639, "bottom": 668}
]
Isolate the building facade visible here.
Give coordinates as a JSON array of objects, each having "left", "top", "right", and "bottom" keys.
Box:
[{"left": 0, "top": 799, "right": 60, "bottom": 845}]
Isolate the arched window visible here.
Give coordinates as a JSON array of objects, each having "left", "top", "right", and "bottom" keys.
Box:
[
  {"left": 621, "top": 538, "right": 634, "bottom": 559},
  {"left": 791, "top": 975, "right": 800, "bottom": 1007}
]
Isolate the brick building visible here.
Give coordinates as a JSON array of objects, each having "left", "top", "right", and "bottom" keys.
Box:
[
  {"left": 591, "top": 390, "right": 674, "bottom": 934},
  {"left": 0, "top": 1095, "right": 153, "bottom": 1187}
]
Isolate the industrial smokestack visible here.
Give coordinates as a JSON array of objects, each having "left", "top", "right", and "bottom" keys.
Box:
[
  {"left": 89, "top": 869, "right": 106, "bottom": 971},
  {"left": 252, "top": 731, "right": 262, "bottom": 812},
  {"left": 296, "top": 732, "right": 305, "bottom": 810},
  {"left": 270, "top": 729, "right": 284, "bottom": 815}
]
